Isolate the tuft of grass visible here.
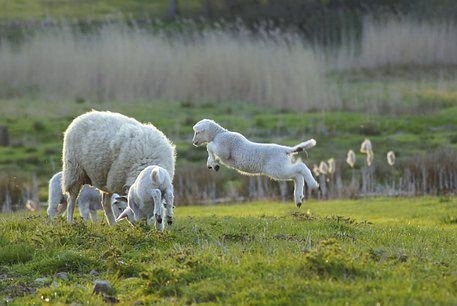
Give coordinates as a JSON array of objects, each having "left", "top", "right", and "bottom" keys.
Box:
[{"left": 0, "top": 242, "right": 34, "bottom": 265}]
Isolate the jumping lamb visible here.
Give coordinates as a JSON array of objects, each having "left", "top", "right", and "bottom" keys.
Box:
[
  {"left": 47, "top": 171, "right": 102, "bottom": 222},
  {"left": 116, "top": 165, "right": 174, "bottom": 230},
  {"left": 192, "top": 119, "right": 319, "bottom": 207},
  {"left": 62, "top": 111, "right": 175, "bottom": 225}
]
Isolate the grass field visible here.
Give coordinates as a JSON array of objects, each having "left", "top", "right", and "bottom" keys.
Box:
[{"left": 1, "top": 197, "right": 456, "bottom": 305}]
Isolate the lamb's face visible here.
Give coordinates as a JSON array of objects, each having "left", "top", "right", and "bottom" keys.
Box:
[
  {"left": 192, "top": 119, "right": 212, "bottom": 146},
  {"left": 111, "top": 194, "right": 128, "bottom": 219}
]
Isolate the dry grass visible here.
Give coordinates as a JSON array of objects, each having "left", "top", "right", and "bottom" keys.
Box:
[
  {"left": 334, "top": 17, "right": 457, "bottom": 70},
  {"left": 0, "top": 18, "right": 457, "bottom": 112}
]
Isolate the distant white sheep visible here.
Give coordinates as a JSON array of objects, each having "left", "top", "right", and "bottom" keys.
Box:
[
  {"left": 62, "top": 111, "right": 175, "bottom": 225},
  {"left": 47, "top": 171, "right": 102, "bottom": 222},
  {"left": 116, "top": 165, "right": 174, "bottom": 230},
  {"left": 192, "top": 119, "right": 319, "bottom": 207}
]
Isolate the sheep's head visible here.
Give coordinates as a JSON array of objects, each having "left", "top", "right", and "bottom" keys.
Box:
[{"left": 192, "top": 119, "right": 221, "bottom": 146}]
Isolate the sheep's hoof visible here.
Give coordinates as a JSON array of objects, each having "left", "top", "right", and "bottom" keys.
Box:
[
  {"left": 214, "top": 165, "right": 220, "bottom": 171},
  {"left": 296, "top": 202, "right": 302, "bottom": 208}
]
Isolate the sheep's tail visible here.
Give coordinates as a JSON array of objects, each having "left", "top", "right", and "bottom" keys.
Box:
[{"left": 288, "top": 139, "right": 317, "bottom": 155}]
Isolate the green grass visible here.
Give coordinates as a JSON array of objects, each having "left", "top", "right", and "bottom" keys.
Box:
[
  {"left": 0, "top": 197, "right": 456, "bottom": 305},
  {"left": 0, "top": 0, "right": 203, "bottom": 21}
]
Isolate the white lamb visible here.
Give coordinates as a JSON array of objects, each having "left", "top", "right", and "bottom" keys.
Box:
[
  {"left": 116, "top": 165, "right": 174, "bottom": 230},
  {"left": 62, "top": 110, "right": 175, "bottom": 225},
  {"left": 192, "top": 119, "right": 319, "bottom": 207},
  {"left": 47, "top": 171, "right": 102, "bottom": 222}
]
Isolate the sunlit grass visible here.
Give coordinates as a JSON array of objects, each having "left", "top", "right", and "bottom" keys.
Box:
[{"left": 1, "top": 197, "right": 456, "bottom": 305}]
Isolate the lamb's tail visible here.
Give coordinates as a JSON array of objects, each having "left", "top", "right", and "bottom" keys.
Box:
[{"left": 288, "top": 139, "right": 317, "bottom": 155}]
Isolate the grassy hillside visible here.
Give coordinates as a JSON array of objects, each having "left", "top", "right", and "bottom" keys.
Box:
[{"left": 1, "top": 197, "right": 456, "bottom": 305}]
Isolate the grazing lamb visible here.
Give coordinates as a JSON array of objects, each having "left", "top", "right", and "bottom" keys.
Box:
[
  {"left": 77, "top": 185, "right": 102, "bottom": 222},
  {"left": 116, "top": 165, "right": 174, "bottom": 230},
  {"left": 62, "top": 111, "right": 175, "bottom": 225},
  {"left": 192, "top": 119, "right": 319, "bottom": 207},
  {"left": 47, "top": 171, "right": 102, "bottom": 222}
]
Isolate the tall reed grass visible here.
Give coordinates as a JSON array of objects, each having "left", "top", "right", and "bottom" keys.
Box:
[{"left": 0, "top": 18, "right": 456, "bottom": 112}]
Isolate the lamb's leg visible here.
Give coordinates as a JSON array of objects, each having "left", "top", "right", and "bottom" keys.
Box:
[
  {"left": 206, "top": 143, "right": 220, "bottom": 171},
  {"left": 90, "top": 210, "right": 98, "bottom": 222},
  {"left": 296, "top": 163, "right": 319, "bottom": 190},
  {"left": 78, "top": 201, "right": 89, "bottom": 222},
  {"left": 101, "top": 192, "right": 116, "bottom": 226},
  {"left": 293, "top": 175, "right": 305, "bottom": 208}
]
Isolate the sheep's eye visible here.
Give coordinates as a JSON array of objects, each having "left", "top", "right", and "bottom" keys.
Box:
[{"left": 163, "top": 204, "right": 168, "bottom": 208}]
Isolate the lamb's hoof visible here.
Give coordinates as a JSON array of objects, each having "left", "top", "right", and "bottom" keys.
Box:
[
  {"left": 296, "top": 202, "right": 302, "bottom": 208},
  {"left": 214, "top": 165, "right": 220, "bottom": 171}
]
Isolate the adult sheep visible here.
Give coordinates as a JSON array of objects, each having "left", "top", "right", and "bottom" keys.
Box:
[{"left": 62, "top": 111, "right": 176, "bottom": 225}]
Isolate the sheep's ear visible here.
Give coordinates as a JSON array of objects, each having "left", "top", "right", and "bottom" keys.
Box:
[
  {"left": 116, "top": 207, "right": 133, "bottom": 221},
  {"left": 115, "top": 196, "right": 128, "bottom": 202}
]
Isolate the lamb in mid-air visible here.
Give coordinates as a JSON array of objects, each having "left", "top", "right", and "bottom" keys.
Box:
[
  {"left": 47, "top": 171, "right": 102, "bottom": 222},
  {"left": 116, "top": 165, "right": 174, "bottom": 230},
  {"left": 192, "top": 119, "right": 319, "bottom": 207},
  {"left": 62, "top": 110, "right": 175, "bottom": 226}
]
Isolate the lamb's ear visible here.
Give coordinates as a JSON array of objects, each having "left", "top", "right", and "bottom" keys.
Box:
[
  {"left": 193, "top": 123, "right": 203, "bottom": 132},
  {"left": 122, "top": 185, "right": 130, "bottom": 195},
  {"left": 151, "top": 168, "right": 159, "bottom": 183},
  {"left": 116, "top": 207, "right": 133, "bottom": 221},
  {"left": 115, "top": 196, "right": 128, "bottom": 202}
]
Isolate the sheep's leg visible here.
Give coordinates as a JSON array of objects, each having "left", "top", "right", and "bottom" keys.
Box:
[
  {"left": 206, "top": 143, "right": 220, "bottom": 171},
  {"left": 66, "top": 193, "right": 78, "bottom": 224},
  {"left": 293, "top": 175, "right": 305, "bottom": 208},
  {"left": 101, "top": 192, "right": 116, "bottom": 226}
]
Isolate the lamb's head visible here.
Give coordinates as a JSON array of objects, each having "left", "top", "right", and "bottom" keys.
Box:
[
  {"left": 111, "top": 194, "right": 128, "bottom": 219},
  {"left": 192, "top": 119, "right": 224, "bottom": 146}
]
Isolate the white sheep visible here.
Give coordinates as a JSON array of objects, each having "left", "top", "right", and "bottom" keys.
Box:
[
  {"left": 62, "top": 111, "right": 175, "bottom": 225},
  {"left": 116, "top": 165, "right": 174, "bottom": 230},
  {"left": 192, "top": 119, "right": 319, "bottom": 207},
  {"left": 47, "top": 171, "right": 102, "bottom": 222}
]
